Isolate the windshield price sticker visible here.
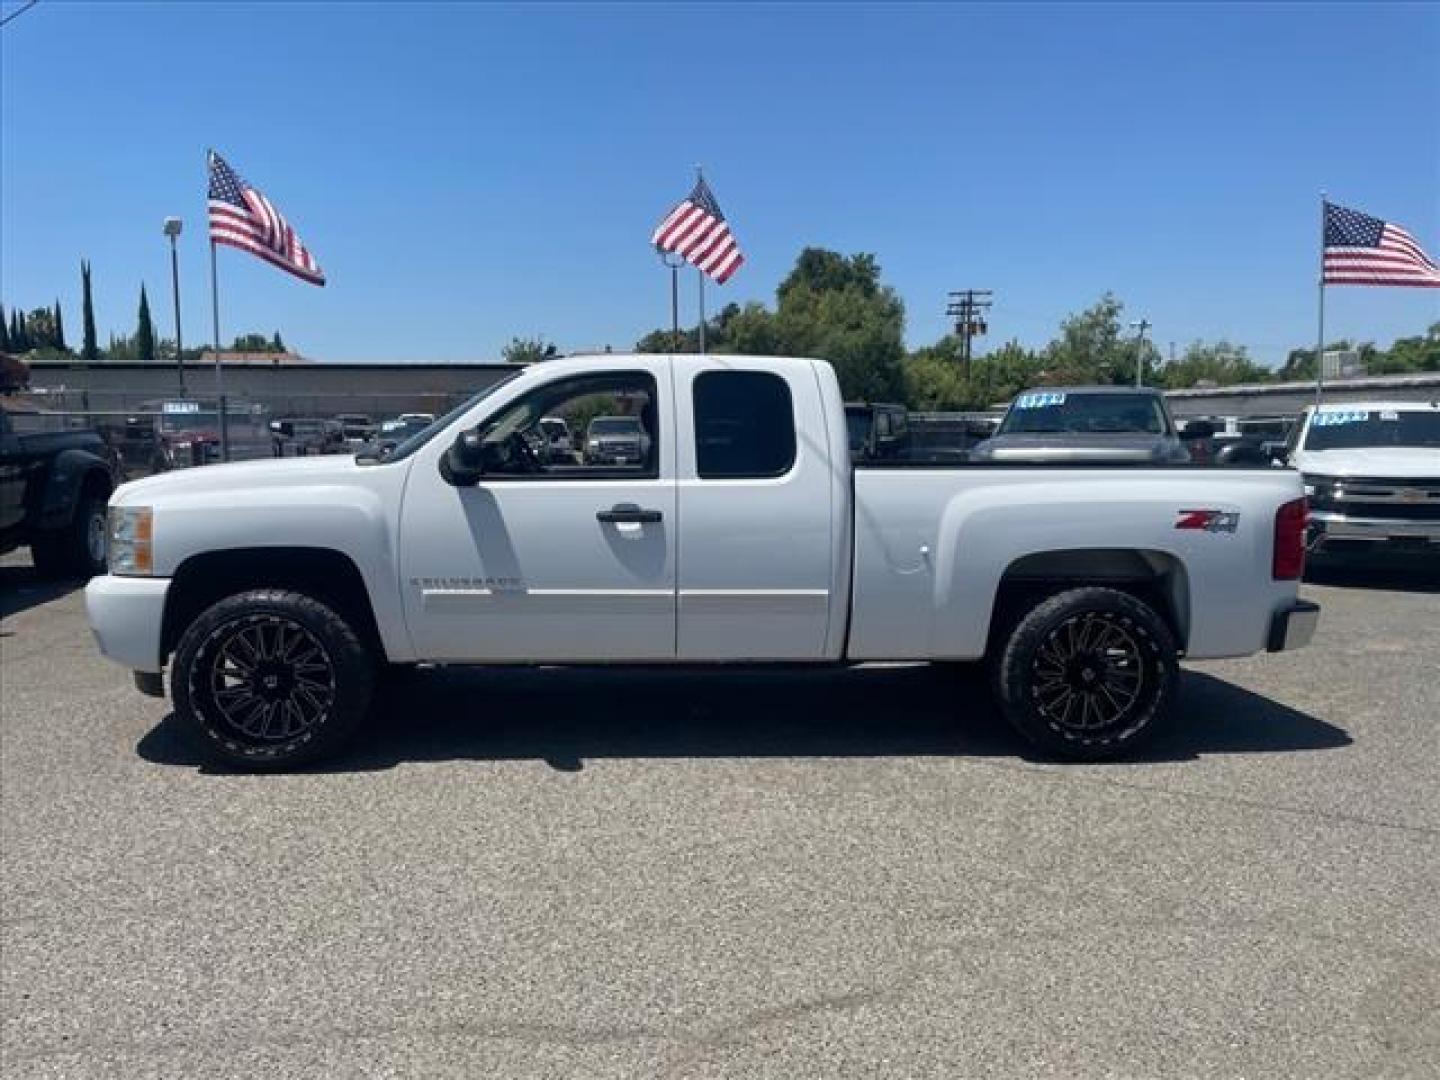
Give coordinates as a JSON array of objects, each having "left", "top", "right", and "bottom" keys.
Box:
[
  {"left": 1015, "top": 392, "right": 1066, "bottom": 409},
  {"left": 1380, "top": 410, "right": 1400, "bottom": 421},
  {"left": 163, "top": 401, "right": 201, "bottom": 414},
  {"left": 1313, "top": 409, "right": 1369, "bottom": 427}
]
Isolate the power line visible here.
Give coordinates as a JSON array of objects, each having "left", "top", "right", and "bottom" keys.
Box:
[{"left": 0, "top": 1, "right": 40, "bottom": 29}]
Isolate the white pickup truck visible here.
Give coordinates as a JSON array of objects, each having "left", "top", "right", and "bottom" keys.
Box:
[
  {"left": 86, "top": 355, "right": 1318, "bottom": 768},
  {"left": 1286, "top": 400, "right": 1440, "bottom": 560}
]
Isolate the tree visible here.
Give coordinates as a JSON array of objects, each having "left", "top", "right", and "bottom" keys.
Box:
[
  {"left": 52, "top": 299, "right": 66, "bottom": 352},
  {"left": 25, "top": 307, "right": 56, "bottom": 350},
  {"left": 0, "top": 303, "right": 9, "bottom": 352},
  {"left": 1157, "top": 341, "right": 1268, "bottom": 389},
  {"left": 11, "top": 308, "right": 26, "bottom": 352},
  {"left": 135, "top": 284, "right": 156, "bottom": 364},
  {"left": 271, "top": 330, "right": 286, "bottom": 352},
  {"left": 80, "top": 261, "right": 99, "bottom": 364},
  {"left": 501, "top": 336, "right": 559, "bottom": 364},
  {"left": 1039, "top": 293, "right": 1161, "bottom": 385}
]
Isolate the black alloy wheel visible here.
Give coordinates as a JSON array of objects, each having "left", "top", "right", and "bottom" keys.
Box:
[
  {"left": 993, "top": 587, "right": 1178, "bottom": 760},
  {"left": 204, "top": 615, "right": 336, "bottom": 745},
  {"left": 173, "top": 589, "right": 374, "bottom": 769}
]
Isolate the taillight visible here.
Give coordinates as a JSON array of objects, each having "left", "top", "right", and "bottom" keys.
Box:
[{"left": 1273, "top": 497, "right": 1308, "bottom": 580}]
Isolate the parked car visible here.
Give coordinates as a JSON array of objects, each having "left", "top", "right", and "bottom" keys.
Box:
[
  {"left": 269, "top": 418, "right": 347, "bottom": 456},
  {"left": 970, "top": 386, "right": 1191, "bottom": 464},
  {"left": 363, "top": 416, "right": 436, "bottom": 458},
  {"left": 334, "top": 413, "right": 376, "bottom": 445},
  {"left": 1282, "top": 401, "right": 1440, "bottom": 561},
  {"left": 584, "top": 415, "right": 651, "bottom": 466},
  {"left": 536, "top": 416, "right": 575, "bottom": 463},
  {"left": 86, "top": 354, "right": 1316, "bottom": 769},
  {"left": 0, "top": 409, "right": 118, "bottom": 577}
]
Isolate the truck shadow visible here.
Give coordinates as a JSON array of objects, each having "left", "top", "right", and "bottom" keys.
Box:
[
  {"left": 0, "top": 564, "right": 81, "bottom": 622},
  {"left": 1306, "top": 561, "right": 1440, "bottom": 594},
  {"left": 136, "top": 664, "right": 1351, "bottom": 773}
]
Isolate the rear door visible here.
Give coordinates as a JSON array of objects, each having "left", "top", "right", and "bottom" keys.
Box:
[{"left": 673, "top": 358, "right": 837, "bottom": 660}]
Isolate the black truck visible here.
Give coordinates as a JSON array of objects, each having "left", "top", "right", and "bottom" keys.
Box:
[{"left": 0, "top": 410, "right": 119, "bottom": 578}]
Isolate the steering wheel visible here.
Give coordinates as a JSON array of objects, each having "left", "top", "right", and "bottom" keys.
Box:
[{"left": 506, "top": 431, "right": 544, "bottom": 474}]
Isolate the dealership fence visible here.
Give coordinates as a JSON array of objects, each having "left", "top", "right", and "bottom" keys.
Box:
[{"left": 7, "top": 393, "right": 998, "bottom": 481}]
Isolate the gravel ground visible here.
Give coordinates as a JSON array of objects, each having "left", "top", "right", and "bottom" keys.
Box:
[{"left": 3, "top": 555, "right": 1437, "bottom": 1079}]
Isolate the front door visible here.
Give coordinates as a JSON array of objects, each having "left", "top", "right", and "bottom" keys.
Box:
[{"left": 398, "top": 363, "right": 676, "bottom": 662}]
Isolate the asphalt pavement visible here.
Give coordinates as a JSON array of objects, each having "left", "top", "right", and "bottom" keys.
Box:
[{"left": 2, "top": 554, "right": 1437, "bottom": 1078}]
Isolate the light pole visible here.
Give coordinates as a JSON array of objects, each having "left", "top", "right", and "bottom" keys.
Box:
[
  {"left": 1129, "top": 318, "right": 1151, "bottom": 387},
  {"left": 163, "top": 217, "right": 185, "bottom": 396}
]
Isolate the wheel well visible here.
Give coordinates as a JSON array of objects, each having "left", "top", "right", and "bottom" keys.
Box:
[
  {"left": 82, "top": 467, "right": 113, "bottom": 503},
  {"left": 161, "top": 547, "right": 385, "bottom": 663},
  {"left": 987, "top": 548, "right": 1190, "bottom": 653}
]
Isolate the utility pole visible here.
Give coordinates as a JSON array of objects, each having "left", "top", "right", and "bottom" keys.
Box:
[
  {"left": 1129, "top": 318, "right": 1152, "bottom": 387},
  {"left": 946, "top": 290, "right": 993, "bottom": 378},
  {"left": 163, "top": 217, "right": 185, "bottom": 396}
]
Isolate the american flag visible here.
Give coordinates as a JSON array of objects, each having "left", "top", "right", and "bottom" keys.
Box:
[
  {"left": 651, "top": 176, "right": 744, "bottom": 284},
  {"left": 1323, "top": 202, "right": 1440, "bottom": 287},
  {"left": 208, "top": 151, "right": 325, "bottom": 286}
]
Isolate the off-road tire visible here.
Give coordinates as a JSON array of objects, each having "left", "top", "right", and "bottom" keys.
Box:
[
  {"left": 172, "top": 589, "right": 374, "bottom": 770},
  {"left": 32, "top": 493, "right": 108, "bottom": 580},
  {"left": 992, "top": 587, "right": 1178, "bottom": 760}
]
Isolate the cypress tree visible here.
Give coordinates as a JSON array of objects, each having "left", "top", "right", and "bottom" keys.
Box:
[
  {"left": 53, "top": 299, "right": 66, "bottom": 352},
  {"left": 12, "top": 309, "right": 28, "bottom": 352},
  {"left": 0, "top": 303, "right": 9, "bottom": 352},
  {"left": 80, "top": 261, "right": 99, "bottom": 364},
  {"left": 136, "top": 284, "right": 156, "bottom": 364}
]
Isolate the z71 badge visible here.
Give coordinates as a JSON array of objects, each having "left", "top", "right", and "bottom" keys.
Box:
[{"left": 1175, "top": 509, "right": 1240, "bottom": 533}]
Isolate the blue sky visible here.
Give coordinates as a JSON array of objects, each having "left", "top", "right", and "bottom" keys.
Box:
[{"left": 2, "top": 2, "right": 1437, "bottom": 365}]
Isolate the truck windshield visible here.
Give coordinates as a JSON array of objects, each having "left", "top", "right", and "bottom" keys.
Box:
[
  {"left": 1303, "top": 410, "right": 1440, "bottom": 451},
  {"left": 999, "top": 393, "right": 1168, "bottom": 435}
]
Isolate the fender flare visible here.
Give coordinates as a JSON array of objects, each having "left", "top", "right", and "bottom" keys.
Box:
[{"left": 37, "top": 448, "right": 114, "bottom": 531}]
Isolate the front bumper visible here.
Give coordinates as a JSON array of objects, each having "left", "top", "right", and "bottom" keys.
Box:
[
  {"left": 1310, "top": 510, "right": 1440, "bottom": 544},
  {"left": 1267, "top": 599, "right": 1320, "bottom": 653},
  {"left": 84, "top": 574, "right": 170, "bottom": 673}
]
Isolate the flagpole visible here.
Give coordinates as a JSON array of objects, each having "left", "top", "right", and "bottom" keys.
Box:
[
  {"left": 1315, "top": 192, "right": 1326, "bottom": 410},
  {"left": 210, "top": 237, "right": 230, "bottom": 462},
  {"left": 694, "top": 164, "right": 707, "bottom": 354},
  {"left": 697, "top": 268, "right": 706, "bottom": 355}
]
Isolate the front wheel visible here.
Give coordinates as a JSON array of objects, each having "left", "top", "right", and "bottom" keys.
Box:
[
  {"left": 32, "top": 493, "right": 108, "bottom": 580},
  {"left": 172, "top": 589, "right": 374, "bottom": 769},
  {"left": 992, "top": 587, "right": 1178, "bottom": 760}
]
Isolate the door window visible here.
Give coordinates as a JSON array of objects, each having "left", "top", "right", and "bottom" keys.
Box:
[
  {"left": 692, "top": 371, "right": 796, "bottom": 479},
  {"left": 479, "top": 372, "right": 660, "bottom": 479}
]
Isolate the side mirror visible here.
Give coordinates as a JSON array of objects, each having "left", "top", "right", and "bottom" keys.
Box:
[
  {"left": 441, "top": 429, "right": 486, "bottom": 486},
  {"left": 1180, "top": 420, "right": 1216, "bottom": 439}
]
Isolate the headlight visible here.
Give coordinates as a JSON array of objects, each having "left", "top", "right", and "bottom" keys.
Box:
[{"left": 107, "top": 506, "right": 153, "bottom": 576}]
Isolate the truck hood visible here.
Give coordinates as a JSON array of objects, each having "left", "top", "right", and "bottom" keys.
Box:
[
  {"left": 112, "top": 454, "right": 372, "bottom": 506},
  {"left": 970, "top": 433, "right": 1179, "bottom": 463},
  {"left": 1294, "top": 447, "right": 1440, "bottom": 479}
]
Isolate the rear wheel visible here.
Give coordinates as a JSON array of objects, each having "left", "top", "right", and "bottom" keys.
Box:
[
  {"left": 992, "top": 587, "right": 1178, "bottom": 760},
  {"left": 32, "top": 492, "right": 108, "bottom": 580},
  {"left": 172, "top": 589, "right": 374, "bottom": 769}
]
